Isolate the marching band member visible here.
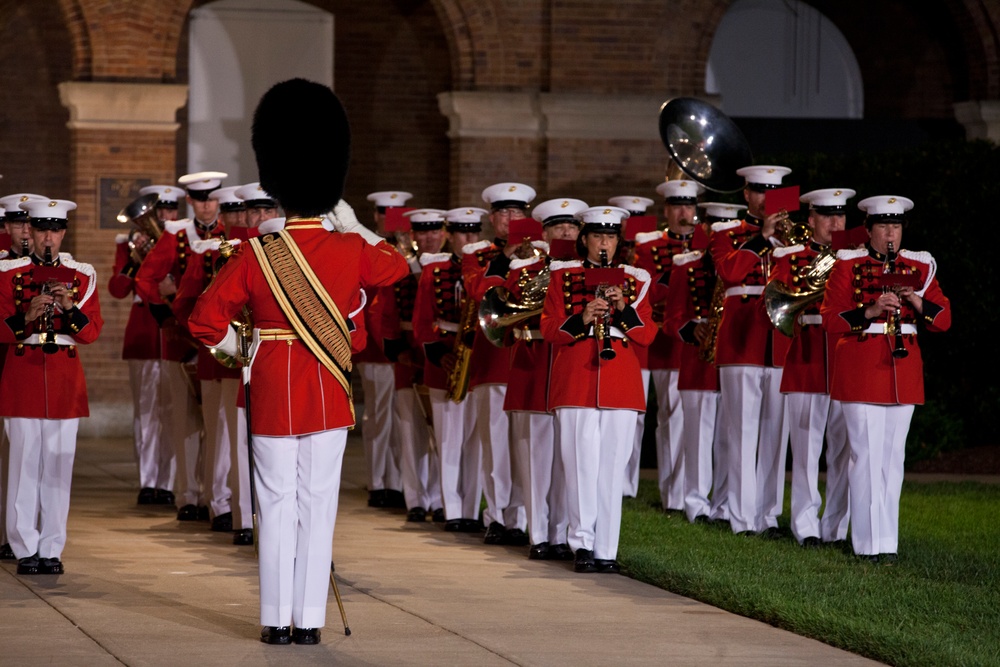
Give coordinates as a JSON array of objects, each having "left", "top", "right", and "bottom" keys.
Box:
[
  {"left": 0, "top": 198, "right": 103, "bottom": 575},
  {"left": 189, "top": 78, "right": 408, "bottom": 644},
  {"left": 662, "top": 202, "right": 745, "bottom": 524},
  {"left": 356, "top": 190, "right": 411, "bottom": 510},
  {"left": 506, "top": 197, "right": 587, "bottom": 560},
  {"left": 135, "top": 171, "right": 227, "bottom": 522},
  {"left": 233, "top": 182, "right": 279, "bottom": 241},
  {"left": 412, "top": 206, "right": 486, "bottom": 532},
  {"left": 710, "top": 165, "right": 792, "bottom": 536},
  {"left": 541, "top": 205, "right": 655, "bottom": 574},
  {"left": 769, "top": 188, "right": 854, "bottom": 547},
  {"left": 464, "top": 182, "right": 536, "bottom": 546},
  {"left": 821, "top": 195, "right": 951, "bottom": 564}
]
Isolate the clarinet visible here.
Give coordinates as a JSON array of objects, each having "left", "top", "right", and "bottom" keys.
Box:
[
  {"left": 595, "top": 249, "right": 617, "bottom": 361},
  {"left": 20, "top": 238, "right": 28, "bottom": 258},
  {"left": 38, "top": 246, "right": 59, "bottom": 354},
  {"left": 884, "top": 241, "right": 909, "bottom": 359}
]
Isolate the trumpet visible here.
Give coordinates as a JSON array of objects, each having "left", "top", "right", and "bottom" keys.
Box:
[
  {"left": 593, "top": 249, "right": 616, "bottom": 361},
  {"left": 883, "top": 241, "right": 908, "bottom": 359}
]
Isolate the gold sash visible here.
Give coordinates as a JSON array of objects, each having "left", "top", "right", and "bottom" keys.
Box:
[{"left": 250, "top": 231, "right": 355, "bottom": 420}]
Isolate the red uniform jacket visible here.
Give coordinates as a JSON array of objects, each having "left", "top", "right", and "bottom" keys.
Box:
[
  {"left": 663, "top": 249, "right": 720, "bottom": 392},
  {"left": 108, "top": 234, "right": 161, "bottom": 360},
  {"left": 821, "top": 246, "right": 951, "bottom": 405},
  {"left": 412, "top": 252, "right": 465, "bottom": 392},
  {"left": 501, "top": 253, "right": 552, "bottom": 413},
  {"left": 710, "top": 218, "right": 789, "bottom": 367},
  {"left": 770, "top": 242, "right": 835, "bottom": 394},
  {"left": 0, "top": 254, "right": 103, "bottom": 418},
  {"left": 463, "top": 239, "right": 511, "bottom": 388},
  {"left": 353, "top": 283, "right": 393, "bottom": 364},
  {"left": 188, "top": 223, "right": 408, "bottom": 435},
  {"left": 632, "top": 230, "right": 690, "bottom": 371},
  {"left": 541, "top": 260, "right": 655, "bottom": 411}
]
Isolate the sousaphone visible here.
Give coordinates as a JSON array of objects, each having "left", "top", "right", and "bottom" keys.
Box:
[{"left": 658, "top": 97, "right": 753, "bottom": 193}]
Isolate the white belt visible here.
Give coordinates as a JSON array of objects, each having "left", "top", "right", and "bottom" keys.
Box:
[
  {"left": 513, "top": 328, "right": 542, "bottom": 341},
  {"left": 864, "top": 323, "right": 917, "bottom": 335},
  {"left": 725, "top": 286, "right": 764, "bottom": 298},
  {"left": 798, "top": 314, "right": 822, "bottom": 326},
  {"left": 435, "top": 320, "right": 459, "bottom": 333},
  {"left": 22, "top": 334, "right": 76, "bottom": 347},
  {"left": 399, "top": 322, "right": 413, "bottom": 331}
]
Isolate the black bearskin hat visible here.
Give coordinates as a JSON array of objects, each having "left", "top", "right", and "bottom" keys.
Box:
[{"left": 251, "top": 78, "right": 350, "bottom": 217}]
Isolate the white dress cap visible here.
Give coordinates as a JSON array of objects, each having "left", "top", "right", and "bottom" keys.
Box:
[
  {"left": 403, "top": 208, "right": 448, "bottom": 226},
  {"left": 209, "top": 185, "right": 245, "bottom": 208},
  {"left": 177, "top": 171, "right": 228, "bottom": 191},
  {"left": 575, "top": 205, "right": 630, "bottom": 228},
  {"left": 366, "top": 191, "right": 413, "bottom": 208},
  {"left": 608, "top": 196, "right": 654, "bottom": 213},
  {"left": 444, "top": 207, "right": 488, "bottom": 224},
  {"left": 532, "top": 198, "right": 589, "bottom": 225},
  {"left": 698, "top": 201, "right": 747, "bottom": 220},
  {"left": 481, "top": 182, "right": 537, "bottom": 208},
  {"left": 655, "top": 179, "right": 706, "bottom": 201},
  {"left": 138, "top": 184, "right": 181, "bottom": 206},
  {"left": 800, "top": 188, "right": 857, "bottom": 210},
  {"left": 234, "top": 182, "right": 276, "bottom": 206},
  {"left": 735, "top": 165, "right": 792, "bottom": 187},
  {"left": 0, "top": 193, "right": 47, "bottom": 218},
  {"left": 20, "top": 198, "right": 77, "bottom": 220},
  {"left": 857, "top": 195, "right": 914, "bottom": 217}
]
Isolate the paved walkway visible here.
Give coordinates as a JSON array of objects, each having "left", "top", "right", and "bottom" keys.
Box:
[{"left": 0, "top": 435, "right": 887, "bottom": 666}]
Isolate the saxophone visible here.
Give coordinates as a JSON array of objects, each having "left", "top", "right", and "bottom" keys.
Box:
[
  {"left": 445, "top": 292, "right": 477, "bottom": 403},
  {"left": 698, "top": 278, "right": 725, "bottom": 363}
]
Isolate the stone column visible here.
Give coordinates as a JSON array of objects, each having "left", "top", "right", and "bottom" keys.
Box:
[{"left": 954, "top": 100, "right": 1000, "bottom": 144}]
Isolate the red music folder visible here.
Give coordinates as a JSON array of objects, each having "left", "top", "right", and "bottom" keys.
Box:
[
  {"left": 764, "top": 186, "right": 801, "bottom": 217},
  {"left": 548, "top": 238, "right": 578, "bottom": 260},
  {"left": 33, "top": 265, "right": 76, "bottom": 285},
  {"left": 584, "top": 267, "right": 626, "bottom": 287},
  {"left": 384, "top": 207, "right": 416, "bottom": 232},
  {"left": 624, "top": 215, "right": 657, "bottom": 241},
  {"left": 508, "top": 217, "right": 543, "bottom": 244}
]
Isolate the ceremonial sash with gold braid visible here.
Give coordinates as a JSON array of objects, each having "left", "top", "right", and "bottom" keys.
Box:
[{"left": 250, "top": 231, "right": 355, "bottom": 419}]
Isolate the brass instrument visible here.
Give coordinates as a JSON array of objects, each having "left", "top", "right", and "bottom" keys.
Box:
[
  {"left": 884, "top": 241, "right": 908, "bottom": 359},
  {"left": 117, "top": 193, "right": 164, "bottom": 262},
  {"left": 37, "top": 247, "right": 59, "bottom": 354},
  {"left": 763, "top": 246, "right": 837, "bottom": 338},
  {"left": 446, "top": 293, "right": 478, "bottom": 403},
  {"left": 698, "top": 277, "right": 725, "bottom": 363},
  {"left": 208, "top": 238, "right": 253, "bottom": 368},
  {"left": 594, "top": 250, "right": 616, "bottom": 361},
  {"left": 394, "top": 230, "right": 418, "bottom": 263},
  {"left": 478, "top": 242, "right": 550, "bottom": 348}
]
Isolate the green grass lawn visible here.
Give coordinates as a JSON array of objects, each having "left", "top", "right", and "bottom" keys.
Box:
[{"left": 619, "top": 479, "right": 1000, "bottom": 667}]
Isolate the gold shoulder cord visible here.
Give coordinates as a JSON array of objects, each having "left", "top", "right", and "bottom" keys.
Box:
[{"left": 250, "top": 232, "right": 355, "bottom": 421}]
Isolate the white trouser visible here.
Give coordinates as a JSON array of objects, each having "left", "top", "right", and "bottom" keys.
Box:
[
  {"left": 719, "top": 365, "right": 787, "bottom": 533},
  {"left": 680, "top": 389, "right": 719, "bottom": 522},
  {"left": 474, "top": 385, "right": 525, "bottom": 530},
  {"left": 652, "top": 369, "right": 684, "bottom": 510},
  {"left": 557, "top": 407, "right": 636, "bottom": 561},
  {"left": 787, "top": 393, "right": 851, "bottom": 543},
  {"left": 819, "top": 400, "right": 850, "bottom": 542},
  {"left": 396, "top": 387, "right": 439, "bottom": 511},
  {"left": 254, "top": 429, "right": 347, "bottom": 629},
  {"left": 233, "top": 405, "right": 253, "bottom": 531},
  {"left": 358, "top": 363, "right": 401, "bottom": 492},
  {"left": 624, "top": 369, "right": 651, "bottom": 497},
  {"left": 843, "top": 402, "right": 913, "bottom": 556},
  {"left": 4, "top": 418, "right": 78, "bottom": 560},
  {"left": 429, "top": 389, "right": 480, "bottom": 520},
  {"left": 511, "top": 411, "right": 567, "bottom": 546},
  {"left": 200, "top": 378, "right": 238, "bottom": 519},
  {"left": 162, "top": 361, "right": 204, "bottom": 507},
  {"left": 0, "top": 424, "right": 8, "bottom": 544},
  {"left": 128, "top": 359, "right": 173, "bottom": 491}
]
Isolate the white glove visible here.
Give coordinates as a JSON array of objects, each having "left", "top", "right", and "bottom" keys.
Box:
[{"left": 330, "top": 199, "right": 385, "bottom": 246}]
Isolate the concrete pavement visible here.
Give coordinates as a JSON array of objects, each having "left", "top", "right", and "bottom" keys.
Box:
[{"left": 0, "top": 434, "right": 885, "bottom": 666}]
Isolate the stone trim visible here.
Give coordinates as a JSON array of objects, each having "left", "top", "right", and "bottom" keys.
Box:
[
  {"left": 954, "top": 101, "right": 1000, "bottom": 143},
  {"left": 58, "top": 82, "right": 189, "bottom": 132}
]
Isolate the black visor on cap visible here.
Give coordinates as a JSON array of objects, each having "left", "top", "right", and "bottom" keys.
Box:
[
  {"left": 581, "top": 222, "right": 621, "bottom": 234},
  {"left": 5, "top": 210, "right": 29, "bottom": 221},
  {"left": 220, "top": 202, "right": 246, "bottom": 213},
  {"left": 154, "top": 201, "right": 179, "bottom": 209},
  {"left": 746, "top": 182, "right": 779, "bottom": 193},
  {"left": 812, "top": 205, "right": 846, "bottom": 215},
  {"left": 447, "top": 222, "right": 482, "bottom": 232},
  {"left": 410, "top": 220, "right": 444, "bottom": 231},
  {"left": 865, "top": 212, "right": 907, "bottom": 226},
  {"left": 490, "top": 200, "right": 528, "bottom": 211},
  {"left": 542, "top": 214, "right": 580, "bottom": 227},
  {"left": 30, "top": 217, "right": 67, "bottom": 231},
  {"left": 187, "top": 188, "right": 215, "bottom": 201},
  {"left": 246, "top": 199, "right": 277, "bottom": 209},
  {"left": 666, "top": 197, "right": 698, "bottom": 205}
]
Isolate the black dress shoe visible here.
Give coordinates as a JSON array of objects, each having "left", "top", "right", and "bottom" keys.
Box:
[
  {"left": 484, "top": 522, "right": 507, "bottom": 545},
  {"left": 857, "top": 554, "right": 880, "bottom": 564},
  {"left": 529, "top": 542, "right": 550, "bottom": 560},
  {"left": 38, "top": 557, "right": 64, "bottom": 574},
  {"left": 385, "top": 489, "right": 407, "bottom": 508},
  {"left": 406, "top": 507, "right": 427, "bottom": 522},
  {"left": 595, "top": 559, "right": 621, "bottom": 574},
  {"left": 211, "top": 512, "right": 233, "bottom": 532},
  {"left": 16, "top": 555, "right": 39, "bottom": 575},
  {"left": 444, "top": 519, "right": 463, "bottom": 532},
  {"left": 233, "top": 529, "right": 254, "bottom": 546},
  {"left": 431, "top": 508, "right": 445, "bottom": 523},
  {"left": 260, "top": 626, "right": 291, "bottom": 645},
  {"left": 292, "top": 627, "right": 321, "bottom": 645},
  {"left": 459, "top": 518, "right": 484, "bottom": 533},
  {"left": 549, "top": 543, "right": 574, "bottom": 561},
  {"left": 801, "top": 536, "right": 822, "bottom": 549},
  {"left": 505, "top": 528, "right": 529, "bottom": 546},
  {"left": 693, "top": 515, "right": 712, "bottom": 525},
  {"left": 574, "top": 549, "right": 597, "bottom": 573},
  {"left": 154, "top": 489, "right": 176, "bottom": 506},
  {"left": 197, "top": 506, "right": 210, "bottom": 521},
  {"left": 0, "top": 543, "right": 15, "bottom": 560},
  {"left": 368, "top": 489, "right": 387, "bottom": 508},
  {"left": 758, "top": 526, "right": 785, "bottom": 540},
  {"left": 137, "top": 487, "right": 156, "bottom": 505},
  {"left": 880, "top": 553, "right": 898, "bottom": 565},
  {"left": 177, "top": 504, "right": 199, "bottom": 521},
  {"left": 824, "top": 539, "right": 850, "bottom": 552}
]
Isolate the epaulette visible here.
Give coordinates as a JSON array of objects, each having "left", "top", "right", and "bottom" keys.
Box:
[
  {"left": 510, "top": 255, "right": 544, "bottom": 271},
  {"left": 462, "top": 240, "right": 492, "bottom": 255},
  {"left": 164, "top": 218, "right": 196, "bottom": 236},
  {"left": 711, "top": 220, "right": 741, "bottom": 233},
  {"left": 622, "top": 264, "right": 650, "bottom": 283},
  {"left": 258, "top": 218, "right": 286, "bottom": 234},
  {"left": 550, "top": 259, "right": 582, "bottom": 272},
  {"left": 634, "top": 230, "right": 664, "bottom": 245},
  {"left": 672, "top": 250, "right": 704, "bottom": 267},
  {"left": 0, "top": 256, "right": 30, "bottom": 272},
  {"left": 899, "top": 249, "right": 934, "bottom": 265},
  {"left": 115, "top": 233, "right": 129, "bottom": 245},
  {"left": 190, "top": 238, "right": 241, "bottom": 254},
  {"left": 530, "top": 240, "right": 549, "bottom": 253},
  {"left": 836, "top": 248, "right": 868, "bottom": 260},
  {"left": 419, "top": 252, "right": 451, "bottom": 267},
  {"left": 773, "top": 244, "right": 805, "bottom": 259},
  {"left": 58, "top": 256, "right": 99, "bottom": 308}
]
